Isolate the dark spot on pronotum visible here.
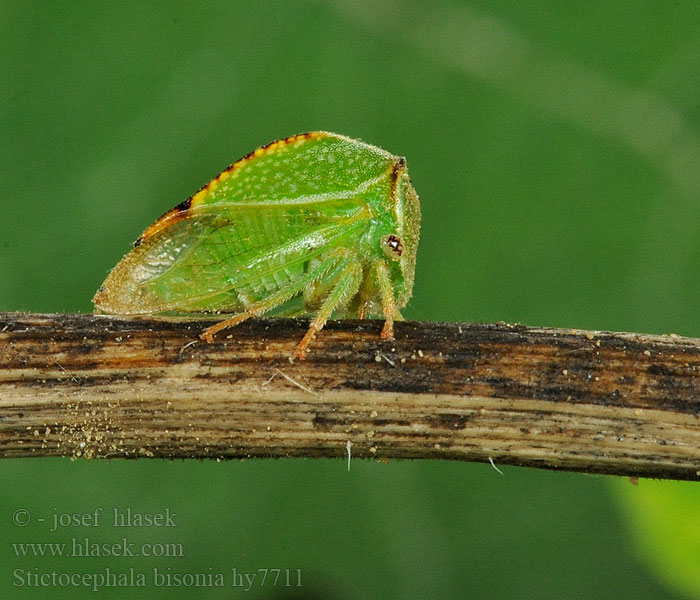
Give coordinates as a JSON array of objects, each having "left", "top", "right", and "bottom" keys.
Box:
[
  {"left": 135, "top": 196, "right": 194, "bottom": 245},
  {"left": 176, "top": 197, "right": 192, "bottom": 211},
  {"left": 160, "top": 195, "right": 193, "bottom": 221},
  {"left": 391, "top": 157, "right": 406, "bottom": 181},
  {"left": 389, "top": 156, "right": 407, "bottom": 209}
]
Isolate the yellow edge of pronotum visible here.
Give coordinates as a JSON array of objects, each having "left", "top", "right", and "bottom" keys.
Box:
[{"left": 134, "top": 132, "right": 330, "bottom": 246}]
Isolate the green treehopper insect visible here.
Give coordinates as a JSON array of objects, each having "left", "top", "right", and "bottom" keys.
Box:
[{"left": 93, "top": 132, "right": 421, "bottom": 359}]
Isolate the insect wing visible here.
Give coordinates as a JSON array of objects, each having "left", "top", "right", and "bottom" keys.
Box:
[{"left": 94, "top": 202, "right": 372, "bottom": 314}]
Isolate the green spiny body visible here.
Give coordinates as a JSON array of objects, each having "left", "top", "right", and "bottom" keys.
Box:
[{"left": 93, "top": 132, "right": 420, "bottom": 358}]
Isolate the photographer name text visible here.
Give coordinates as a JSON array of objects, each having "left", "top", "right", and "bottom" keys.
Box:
[{"left": 48, "top": 507, "right": 176, "bottom": 531}]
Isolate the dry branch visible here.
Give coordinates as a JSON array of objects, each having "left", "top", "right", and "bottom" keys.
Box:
[{"left": 0, "top": 311, "right": 699, "bottom": 480}]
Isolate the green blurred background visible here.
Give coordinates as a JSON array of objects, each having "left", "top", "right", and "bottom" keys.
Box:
[{"left": 2, "top": 1, "right": 700, "bottom": 598}]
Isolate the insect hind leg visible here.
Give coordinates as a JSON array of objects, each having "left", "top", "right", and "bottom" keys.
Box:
[{"left": 200, "top": 255, "right": 338, "bottom": 343}]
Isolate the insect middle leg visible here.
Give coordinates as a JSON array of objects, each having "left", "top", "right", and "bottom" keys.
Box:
[{"left": 293, "top": 259, "right": 363, "bottom": 360}]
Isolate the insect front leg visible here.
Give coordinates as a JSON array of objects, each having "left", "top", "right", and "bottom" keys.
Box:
[
  {"left": 373, "top": 258, "right": 397, "bottom": 340},
  {"left": 356, "top": 274, "right": 380, "bottom": 320}
]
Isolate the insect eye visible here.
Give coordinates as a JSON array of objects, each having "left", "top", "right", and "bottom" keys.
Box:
[{"left": 382, "top": 235, "right": 404, "bottom": 260}]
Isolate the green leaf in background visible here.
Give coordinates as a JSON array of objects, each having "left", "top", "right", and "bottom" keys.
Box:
[{"left": 613, "top": 480, "right": 700, "bottom": 600}]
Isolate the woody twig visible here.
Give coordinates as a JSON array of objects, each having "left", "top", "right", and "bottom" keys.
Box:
[{"left": 1, "top": 312, "right": 698, "bottom": 480}]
